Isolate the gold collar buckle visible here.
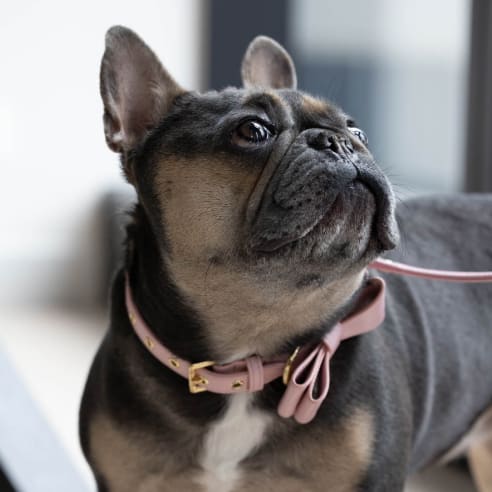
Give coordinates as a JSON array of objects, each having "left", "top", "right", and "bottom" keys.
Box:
[
  {"left": 282, "top": 346, "right": 300, "bottom": 385},
  {"left": 188, "top": 360, "right": 215, "bottom": 394}
]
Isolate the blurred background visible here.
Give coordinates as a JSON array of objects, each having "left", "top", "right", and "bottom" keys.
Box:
[{"left": 1, "top": 0, "right": 491, "bottom": 490}]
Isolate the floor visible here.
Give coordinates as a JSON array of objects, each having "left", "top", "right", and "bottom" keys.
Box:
[{"left": 0, "top": 306, "right": 477, "bottom": 491}]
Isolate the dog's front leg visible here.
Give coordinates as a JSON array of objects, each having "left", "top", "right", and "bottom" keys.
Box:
[{"left": 469, "top": 440, "right": 492, "bottom": 492}]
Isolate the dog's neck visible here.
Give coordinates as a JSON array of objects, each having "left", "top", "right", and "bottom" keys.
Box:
[
  {"left": 126, "top": 206, "right": 214, "bottom": 362},
  {"left": 126, "top": 205, "right": 363, "bottom": 363}
]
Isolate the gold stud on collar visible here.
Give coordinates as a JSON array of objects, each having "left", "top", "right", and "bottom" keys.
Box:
[
  {"left": 169, "top": 358, "right": 180, "bottom": 368},
  {"left": 145, "top": 336, "right": 155, "bottom": 349},
  {"left": 232, "top": 379, "right": 244, "bottom": 389},
  {"left": 129, "top": 312, "right": 136, "bottom": 325}
]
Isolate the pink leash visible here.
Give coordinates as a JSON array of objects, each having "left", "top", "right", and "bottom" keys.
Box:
[
  {"left": 125, "top": 260, "right": 492, "bottom": 424},
  {"left": 370, "top": 258, "right": 492, "bottom": 283}
]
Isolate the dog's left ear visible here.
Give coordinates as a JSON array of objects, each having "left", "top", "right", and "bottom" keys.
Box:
[
  {"left": 100, "top": 26, "right": 183, "bottom": 154},
  {"left": 241, "top": 36, "right": 297, "bottom": 90}
]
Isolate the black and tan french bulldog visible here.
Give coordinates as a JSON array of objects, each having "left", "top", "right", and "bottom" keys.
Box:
[{"left": 79, "top": 26, "right": 492, "bottom": 492}]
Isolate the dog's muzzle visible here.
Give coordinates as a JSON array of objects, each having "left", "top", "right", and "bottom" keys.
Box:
[{"left": 249, "top": 128, "right": 398, "bottom": 253}]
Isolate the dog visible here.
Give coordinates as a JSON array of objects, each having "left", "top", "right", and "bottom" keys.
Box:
[{"left": 79, "top": 26, "right": 492, "bottom": 492}]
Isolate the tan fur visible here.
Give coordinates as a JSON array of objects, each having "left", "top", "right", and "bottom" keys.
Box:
[
  {"left": 155, "top": 155, "right": 364, "bottom": 361},
  {"left": 439, "top": 405, "right": 492, "bottom": 463},
  {"left": 469, "top": 439, "right": 492, "bottom": 492},
  {"left": 302, "top": 95, "right": 330, "bottom": 115},
  {"left": 240, "top": 408, "right": 374, "bottom": 492},
  {"left": 438, "top": 405, "right": 492, "bottom": 492},
  {"left": 260, "top": 90, "right": 285, "bottom": 108},
  {"left": 89, "top": 408, "right": 372, "bottom": 492},
  {"left": 174, "top": 259, "right": 362, "bottom": 360},
  {"left": 89, "top": 414, "right": 203, "bottom": 492},
  {"left": 155, "top": 156, "right": 257, "bottom": 261}
]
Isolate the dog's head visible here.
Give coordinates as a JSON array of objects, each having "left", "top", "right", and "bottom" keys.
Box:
[{"left": 101, "top": 26, "right": 398, "bottom": 360}]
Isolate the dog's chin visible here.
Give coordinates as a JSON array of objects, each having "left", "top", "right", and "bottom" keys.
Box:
[{"left": 251, "top": 180, "right": 394, "bottom": 264}]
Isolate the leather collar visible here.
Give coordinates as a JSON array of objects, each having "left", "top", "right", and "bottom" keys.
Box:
[{"left": 125, "top": 273, "right": 386, "bottom": 424}]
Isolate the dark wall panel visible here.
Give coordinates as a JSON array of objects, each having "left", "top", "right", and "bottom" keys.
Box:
[
  {"left": 466, "top": 0, "right": 492, "bottom": 191},
  {"left": 209, "top": 0, "right": 288, "bottom": 90}
]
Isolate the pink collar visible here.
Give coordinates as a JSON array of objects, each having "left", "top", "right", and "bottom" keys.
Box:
[
  {"left": 125, "top": 258, "right": 492, "bottom": 424},
  {"left": 125, "top": 275, "right": 386, "bottom": 424}
]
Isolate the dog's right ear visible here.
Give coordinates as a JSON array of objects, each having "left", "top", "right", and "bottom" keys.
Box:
[
  {"left": 241, "top": 36, "right": 297, "bottom": 90},
  {"left": 100, "top": 26, "right": 183, "bottom": 154}
]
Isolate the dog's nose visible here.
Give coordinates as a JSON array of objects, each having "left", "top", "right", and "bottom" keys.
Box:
[{"left": 308, "top": 130, "right": 354, "bottom": 155}]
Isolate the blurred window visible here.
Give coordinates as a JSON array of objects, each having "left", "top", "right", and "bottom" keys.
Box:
[{"left": 288, "top": 0, "right": 470, "bottom": 196}]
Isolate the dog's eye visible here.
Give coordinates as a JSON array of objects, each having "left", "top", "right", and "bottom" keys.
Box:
[
  {"left": 348, "top": 126, "right": 368, "bottom": 146},
  {"left": 232, "top": 120, "right": 272, "bottom": 147}
]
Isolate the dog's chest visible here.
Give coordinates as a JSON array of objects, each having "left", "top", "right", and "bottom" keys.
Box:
[{"left": 196, "top": 393, "right": 271, "bottom": 492}]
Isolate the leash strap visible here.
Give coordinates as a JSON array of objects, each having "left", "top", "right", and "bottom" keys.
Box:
[{"left": 370, "top": 258, "right": 492, "bottom": 283}]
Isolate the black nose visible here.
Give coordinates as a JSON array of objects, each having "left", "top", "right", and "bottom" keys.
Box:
[{"left": 308, "top": 130, "right": 354, "bottom": 155}]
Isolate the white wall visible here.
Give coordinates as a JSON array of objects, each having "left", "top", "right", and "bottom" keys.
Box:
[{"left": 0, "top": 1, "right": 204, "bottom": 306}]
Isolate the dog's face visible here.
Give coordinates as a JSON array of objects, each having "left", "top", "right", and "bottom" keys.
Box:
[{"left": 100, "top": 27, "right": 398, "bottom": 359}]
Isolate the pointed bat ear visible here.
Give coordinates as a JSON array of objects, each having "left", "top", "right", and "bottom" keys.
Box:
[
  {"left": 100, "top": 26, "right": 184, "bottom": 154},
  {"left": 241, "top": 36, "right": 297, "bottom": 90}
]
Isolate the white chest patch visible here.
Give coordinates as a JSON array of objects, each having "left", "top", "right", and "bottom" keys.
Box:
[{"left": 196, "top": 393, "right": 271, "bottom": 492}]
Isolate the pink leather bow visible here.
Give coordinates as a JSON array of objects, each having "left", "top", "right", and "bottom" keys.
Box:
[
  {"left": 277, "top": 323, "right": 343, "bottom": 423},
  {"left": 277, "top": 277, "right": 386, "bottom": 423}
]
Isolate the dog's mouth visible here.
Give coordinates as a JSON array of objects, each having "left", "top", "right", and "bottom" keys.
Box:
[
  {"left": 354, "top": 165, "right": 399, "bottom": 250},
  {"left": 252, "top": 179, "right": 389, "bottom": 253},
  {"left": 249, "top": 158, "right": 399, "bottom": 257}
]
